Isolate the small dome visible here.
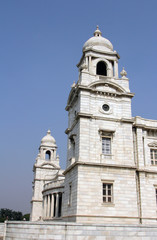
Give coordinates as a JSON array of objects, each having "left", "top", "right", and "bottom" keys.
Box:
[
  {"left": 41, "top": 130, "right": 56, "bottom": 147},
  {"left": 83, "top": 26, "right": 113, "bottom": 53}
]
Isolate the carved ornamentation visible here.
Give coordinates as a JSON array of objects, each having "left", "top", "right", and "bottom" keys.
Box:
[
  {"left": 148, "top": 142, "right": 157, "bottom": 148},
  {"left": 120, "top": 67, "right": 127, "bottom": 78}
]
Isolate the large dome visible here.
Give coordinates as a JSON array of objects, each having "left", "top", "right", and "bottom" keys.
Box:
[
  {"left": 83, "top": 26, "right": 113, "bottom": 53},
  {"left": 41, "top": 130, "right": 56, "bottom": 147}
]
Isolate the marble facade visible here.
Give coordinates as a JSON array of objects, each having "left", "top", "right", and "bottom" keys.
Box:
[{"left": 31, "top": 27, "right": 157, "bottom": 225}]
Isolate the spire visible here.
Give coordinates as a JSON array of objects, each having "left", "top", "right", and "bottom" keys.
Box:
[{"left": 94, "top": 25, "right": 102, "bottom": 37}]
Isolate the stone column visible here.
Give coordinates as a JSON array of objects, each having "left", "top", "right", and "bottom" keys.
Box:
[
  {"left": 114, "top": 60, "right": 118, "bottom": 78},
  {"left": 54, "top": 149, "right": 56, "bottom": 159},
  {"left": 55, "top": 193, "right": 59, "bottom": 218},
  {"left": 44, "top": 195, "right": 47, "bottom": 218},
  {"left": 51, "top": 194, "right": 54, "bottom": 217},
  {"left": 86, "top": 57, "right": 88, "bottom": 69},
  {"left": 43, "top": 196, "right": 47, "bottom": 218},
  {"left": 47, "top": 194, "right": 50, "bottom": 218},
  {"left": 89, "top": 56, "right": 92, "bottom": 73}
]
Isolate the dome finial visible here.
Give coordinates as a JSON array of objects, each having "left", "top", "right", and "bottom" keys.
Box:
[
  {"left": 47, "top": 129, "right": 51, "bottom": 135},
  {"left": 94, "top": 26, "right": 102, "bottom": 37}
]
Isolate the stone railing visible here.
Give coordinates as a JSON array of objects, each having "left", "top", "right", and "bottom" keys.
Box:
[{"left": 43, "top": 180, "right": 64, "bottom": 191}]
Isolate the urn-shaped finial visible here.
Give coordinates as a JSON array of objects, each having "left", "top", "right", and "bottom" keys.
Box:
[{"left": 120, "top": 67, "right": 127, "bottom": 78}]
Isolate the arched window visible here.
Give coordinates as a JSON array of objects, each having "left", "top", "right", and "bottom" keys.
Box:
[
  {"left": 96, "top": 61, "right": 107, "bottom": 76},
  {"left": 45, "top": 150, "right": 51, "bottom": 160}
]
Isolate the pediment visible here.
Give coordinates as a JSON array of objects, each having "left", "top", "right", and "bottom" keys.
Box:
[
  {"left": 44, "top": 171, "right": 58, "bottom": 180},
  {"left": 148, "top": 142, "right": 157, "bottom": 148},
  {"left": 95, "top": 84, "right": 116, "bottom": 93},
  {"left": 41, "top": 162, "right": 59, "bottom": 169},
  {"left": 89, "top": 80, "right": 126, "bottom": 93}
]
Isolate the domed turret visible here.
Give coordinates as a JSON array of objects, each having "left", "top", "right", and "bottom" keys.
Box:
[
  {"left": 83, "top": 26, "right": 113, "bottom": 53},
  {"left": 41, "top": 130, "right": 56, "bottom": 147}
]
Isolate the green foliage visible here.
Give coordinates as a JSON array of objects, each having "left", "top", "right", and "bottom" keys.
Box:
[
  {"left": 23, "top": 213, "right": 30, "bottom": 221},
  {"left": 0, "top": 208, "right": 29, "bottom": 222}
]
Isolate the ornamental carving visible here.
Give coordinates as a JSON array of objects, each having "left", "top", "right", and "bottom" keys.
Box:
[{"left": 148, "top": 142, "right": 157, "bottom": 148}]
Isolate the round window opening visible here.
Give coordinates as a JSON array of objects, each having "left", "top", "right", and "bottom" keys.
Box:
[{"left": 102, "top": 104, "right": 110, "bottom": 112}]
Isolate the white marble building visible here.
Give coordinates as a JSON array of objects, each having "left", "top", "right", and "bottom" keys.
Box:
[
  {"left": 30, "top": 130, "right": 64, "bottom": 221},
  {"left": 31, "top": 27, "right": 157, "bottom": 225}
]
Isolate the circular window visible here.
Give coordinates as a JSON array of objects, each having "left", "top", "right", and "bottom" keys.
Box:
[{"left": 102, "top": 104, "right": 110, "bottom": 112}]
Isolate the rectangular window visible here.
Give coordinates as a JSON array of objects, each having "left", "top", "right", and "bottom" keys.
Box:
[
  {"left": 102, "top": 137, "right": 111, "bottom": 155},
  {"left": 150, "top": 149, "right": 157, "bottom": 165},
  {"left": 102, "top": 183, "right": 113, "bottom": 203}
]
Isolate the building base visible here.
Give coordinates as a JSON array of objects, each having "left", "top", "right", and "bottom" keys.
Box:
[{"left": 3, "top": 221, "right": 157, "bottom": 239}]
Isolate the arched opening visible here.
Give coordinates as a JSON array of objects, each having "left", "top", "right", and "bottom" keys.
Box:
[
  {"left": 96, "top": 61, "right": 107, "bottom": 76},
  {"left": 45, "top": 150, "right": 51, "bottom": 160}
]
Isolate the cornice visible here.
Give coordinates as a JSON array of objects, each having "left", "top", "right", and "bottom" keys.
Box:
[
  {"left": 78, "top": 85, "right": 134, "bottom": 98},
  {"left": 42, "top": 185, "right": 64, "bottom": 194},
  {"left": 138, "top": 169, "right": 157, "bottom": 174},
  {"left": 63, "top": 161, "right": 137, "bottom": 175},
  {"left": 63, "top": 161, "right": 157, "bottom": 175},
  {"left": 34, "top": 178, "right": 57, "bottom": 181},
  {"left": 30, "top": 199, "right": 42, "bottom": 203},
  {"left": 133, "top": 123, "right": 157, "bottom": 131},
  {"left": 62, "top": 214, "right": 157, "bottom": 221},
  {"left": 77, "top": 51, "right": 120, "bottom": 68},
  {"left": 83, "top": 49, "right": 120, "bottom": 58},
  {"left": 66, "top": 84, "right": 134, "bottom": 111},
  {"left": 65, "top": 114, "right": 134, "bottom": 135},
  {"left": 121, "top": 118, "right": 134, "bottom": 123}
]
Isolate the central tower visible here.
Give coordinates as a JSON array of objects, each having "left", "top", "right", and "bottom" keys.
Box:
[{"left": 62, "top": 27, "right": 138, "bottom": 223}]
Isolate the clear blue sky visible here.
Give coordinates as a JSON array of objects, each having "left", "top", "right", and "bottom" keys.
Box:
[{"left": 0, "top": 0, "right": 157, "bottom": 214}]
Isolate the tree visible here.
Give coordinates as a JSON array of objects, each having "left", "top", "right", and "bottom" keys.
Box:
[
  {"left": 0, "top": 208, "right": 24, "bottom": 222},
  {"left": 23, "top": 214, "right": 30, "bottom": 221}
]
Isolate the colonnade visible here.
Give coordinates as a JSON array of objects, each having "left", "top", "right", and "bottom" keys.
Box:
[{"left": 43, "top": 192, "right": 62, "bottom": 219}]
